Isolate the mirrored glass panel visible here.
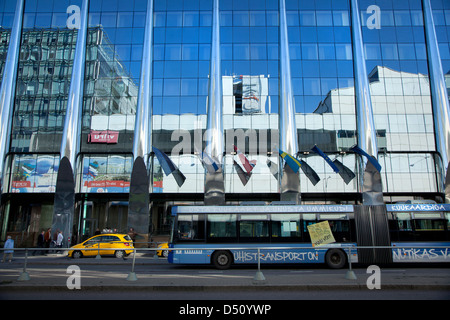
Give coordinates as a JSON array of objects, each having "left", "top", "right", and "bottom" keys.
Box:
[{"left": 359, "top": 0, "right": 438, "bottom": 193}]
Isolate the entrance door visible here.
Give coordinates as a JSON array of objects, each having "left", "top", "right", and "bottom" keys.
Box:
[
  {"left": 81, "top": 218, "right": 98, "bottom": 241},
  {"left": 107, "top": 201, "right": 128, "bottom": 233},
  {"left": 78, "top": 198, "right": 95, "bottom": 242}
]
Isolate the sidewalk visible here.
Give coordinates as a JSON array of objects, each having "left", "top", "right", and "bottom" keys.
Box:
[{"left": 0, "top": 252, "right": 449, "bottom": 292}]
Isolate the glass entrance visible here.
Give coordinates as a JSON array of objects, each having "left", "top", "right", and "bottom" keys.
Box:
[{"left": 78, "top": 198, "right": 129, "bottom": 243}]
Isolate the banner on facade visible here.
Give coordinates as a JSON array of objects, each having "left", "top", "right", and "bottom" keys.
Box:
[{"left": 88, "top": 130, "right": 119, "bottom": 144}]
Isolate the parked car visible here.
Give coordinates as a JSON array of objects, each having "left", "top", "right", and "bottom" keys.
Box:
[
  {"left": 68, "top": 234, "right": 133, "bottom": 259},
  {"left": 156, "top": 242, "right": 169, "bottom": 257}
]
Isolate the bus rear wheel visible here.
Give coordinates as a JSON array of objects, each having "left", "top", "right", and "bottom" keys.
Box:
[
  {"left": 212, "top": 250, "right": 233, "bottom": 270},
  {"left": 325, "top": 249, "right": 346, "bottom": 269}
]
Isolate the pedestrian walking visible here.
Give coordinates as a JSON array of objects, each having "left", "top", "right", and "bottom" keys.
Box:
[
  {"left": 56, "top": 231, "right": 63, "bottom": 253},
  {"left": 44, "top": 228, "right": 51, "bottom": 249},
  {"left": 33, "top": 230, "right": 45, "bottom": 256},
  {"left": 128, "top": 227, "right": 137, "bottom": 246},
  {"left": 2, "top": 236, "right": 14, "bottom": 263}
]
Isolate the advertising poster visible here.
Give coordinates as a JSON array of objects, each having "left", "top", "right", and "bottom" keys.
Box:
[
  {"left": 81, "top": 156, "right": 131, "bottom": 193},
  {"left": 11, "top": 155, "right": 59, "bottom": 193}
]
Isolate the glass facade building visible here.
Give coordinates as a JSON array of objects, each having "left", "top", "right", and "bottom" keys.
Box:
[{"left": 0, "top": 0, "right": 449, "bottom": 246}]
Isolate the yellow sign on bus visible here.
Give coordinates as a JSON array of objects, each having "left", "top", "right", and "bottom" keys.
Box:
[{"left": 307, "top": 221, "right": 336, "bottom": 247}]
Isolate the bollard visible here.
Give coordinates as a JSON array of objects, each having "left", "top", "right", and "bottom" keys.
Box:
[
  {"left": 18, "top": 249, "right": 31, "bottom": 281},
  {"left": 126, "top": 248, "right": 138, "bottom": 281},
  {"left": 344, "top": 247, "right": 357, "bottom": 280},
  {"left": 253, "top": 248, "right": 266, "bottom": 283},
  {"left": 95, "top": 242, "right": 101, "bottom": 259}
]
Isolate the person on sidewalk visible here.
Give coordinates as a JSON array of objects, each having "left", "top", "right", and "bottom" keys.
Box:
[
  {"left": 44, "top": 228, "right": 51, "bottom": 250},
  {"left": 56, "top": 231, "right": 63, "bottom": 253},
  {"left": 33, "top": 230, "right": 45, "bottom": 256},
  {"left": 2, "top": 236, "right": 14, "bottom": 263}
]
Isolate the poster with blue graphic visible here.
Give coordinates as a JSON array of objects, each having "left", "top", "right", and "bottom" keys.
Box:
[{"left": 11, "top": 155, "right": 59, "bottom": 193}]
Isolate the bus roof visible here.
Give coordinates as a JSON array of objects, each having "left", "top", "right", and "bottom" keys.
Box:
[
  {"left": 171, "top": 204, "right": 354, "bottom": 216},
  {"left": 386, "top": 203, "right": 450, "bottom": 212}
]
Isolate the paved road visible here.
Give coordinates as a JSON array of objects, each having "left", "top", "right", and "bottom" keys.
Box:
[{"left": 0, "top": 252, "right": 449, "bottom": 299}]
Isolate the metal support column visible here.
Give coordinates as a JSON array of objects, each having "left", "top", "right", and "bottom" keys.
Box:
[
  {"left": 204, "top": 0, "right": 225, "bottom": 205},
  {"left": 350, "top": 0, "right": 383, "bottom": 205},
  {"left": 128, "top": 0, "right": 153, "bottom": 238},
  {"left": 279, "top": 0, "right": 300, "bottom": 204},
  {"left": 59, "top": 0, "right": 89, "bottom": 170},
  {"left": 0, "top": 0, "right": 24, "bottom": 195},
  {"left": 52, "top": 0, "right": 89, "bottom": 247},
  {"left": 132, "top": 0, "right": 154, "bottom": 165}
]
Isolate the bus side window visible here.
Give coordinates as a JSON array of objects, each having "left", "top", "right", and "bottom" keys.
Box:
[
  {"left": 271, "top": 214, "right": 301, "bottom": 240},
  {"left": 328, "top": 220, "right": 350, "bottom": 242},
  {"left": 302, "top": 221, "right": 316, "bottom": 242},
  {"left": 413, "top": 219, "right": 446, "bottom": 241},
  {"left": 388, "top": 217, "right": 400, "bottom": 241},
  {"left": 207, "top": 214, "right": 237, "bottom": 241},
  {"left": 177, "top": 214, "right": 205, "bottom": 241},
  {"left": 394, "top": 213, "right": 415, "bottom": 241}
]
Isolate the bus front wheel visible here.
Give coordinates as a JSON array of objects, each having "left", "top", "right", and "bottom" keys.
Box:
[
  {"left": 325, "top": 249, "right": 346, "bottom": 269},
  {"left": 212, "top": 250, "right": 233, "bottom": 270}
]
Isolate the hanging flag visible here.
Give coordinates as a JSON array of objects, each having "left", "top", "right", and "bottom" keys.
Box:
[
  {"left": 311, "top": 145, "right": 340, "bottom": 173},
  {"left": 350, "top": 145, "right": 382, "bottom": 172},
  {"left": 278, "top": 149, "right": 301, "bottom": 173},
  {"left": 298, "top": 159, "right": 321, "bottom": 186},
  {"left": 233, "top": 160, "right": 252, "bottom": 186},
  {"left": 332, "top": 159, "right": 356, "bottom": 185},
  {"left": 195, "top": 147, "right": 220, "bottom": 173},
  {"left": 152, "top": 146, "right": 186, "bottom": 187},
  {"left": 266, "top": 159, "right": 279, "bottom": 180},
  {"left": 233, "top": 145, "right": 256, "bottom": 174}
]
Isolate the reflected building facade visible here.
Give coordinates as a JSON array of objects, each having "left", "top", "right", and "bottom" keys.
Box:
[{"left": 0, "top": 0, "right": 449, "bottom": 246}]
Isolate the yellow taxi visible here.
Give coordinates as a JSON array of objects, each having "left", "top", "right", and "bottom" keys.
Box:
[
  {"left": 68, "top": 234, "right": 134, "bottom": 259},
  {"left": 156, "top": 242, "right": 169, "bottom": 257}
]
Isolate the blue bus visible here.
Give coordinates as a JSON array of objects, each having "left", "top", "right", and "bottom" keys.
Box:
[
  {"left": 167, "top": 203, "right": 450, "bottom": 269},
  {"left": 387, "top": 203, "right": 450, "bottom": 263},
  {"left": 168, "top": 204, "right": 358, "bottom": 269}
]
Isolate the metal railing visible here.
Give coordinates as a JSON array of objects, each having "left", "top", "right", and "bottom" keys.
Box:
[{"left": 1, "top": 244, "right": 449, "bottom": 283}]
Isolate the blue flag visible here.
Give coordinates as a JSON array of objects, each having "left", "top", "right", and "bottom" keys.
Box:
[
  {"left": 311, "top": 145, "right": 340, "bottom": 173},
  {"left": 152, "top": 146, "right": 186, "bottom": 187},
  {"left": 278, "top": 149, "right": 301, "bottom": 173},
  {"left": 350, "top": 145, "right": 382, "bottom": 172}
]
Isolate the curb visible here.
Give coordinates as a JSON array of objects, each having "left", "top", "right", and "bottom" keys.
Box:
[{"left": 1, "top": 284, "right": 449, "bottom": 292}]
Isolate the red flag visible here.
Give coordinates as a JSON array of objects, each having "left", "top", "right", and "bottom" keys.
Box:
[{"left": 233, "top": 145, "right": 256, "bottom": 174}]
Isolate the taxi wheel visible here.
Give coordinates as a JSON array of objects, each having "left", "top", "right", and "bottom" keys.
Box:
[
  {"left": 115, "top": 250, "right": 125, "bottom": 259},
  {"left": 72, "top": 251, "right": 83, "bottom": 259}
]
